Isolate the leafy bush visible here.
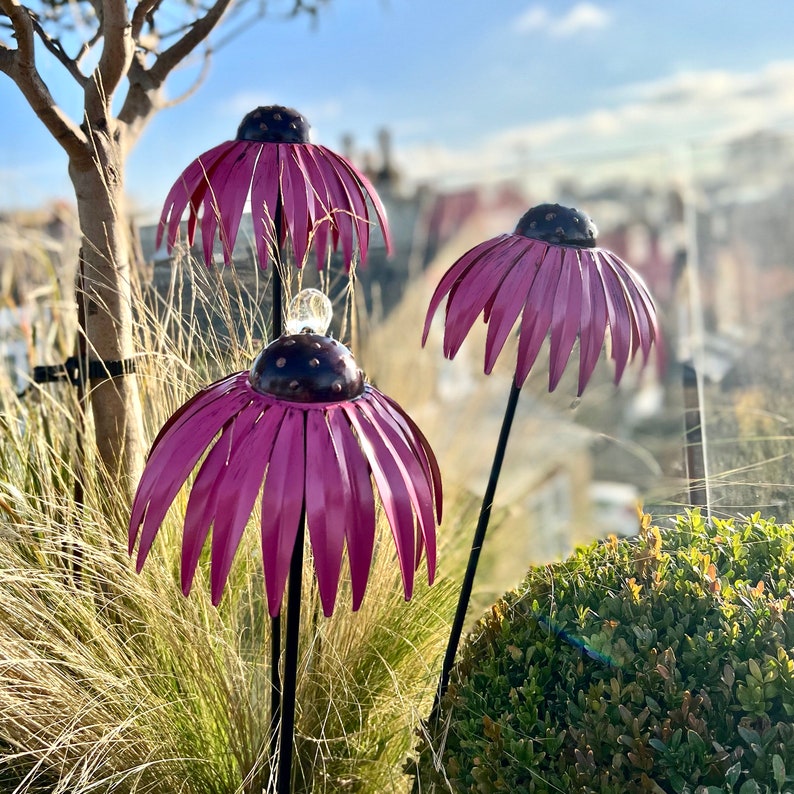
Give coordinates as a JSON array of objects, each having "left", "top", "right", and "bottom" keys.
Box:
[{"left": 412, "top": 511, "right": 794, "bottom": 793}]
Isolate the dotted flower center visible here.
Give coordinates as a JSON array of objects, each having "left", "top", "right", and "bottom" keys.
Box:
[
  {"left": 249, "top": 333, "right": 365, "bottom": 403},
  {"left": 236, "top": 105, "right": 311, "bottom": 144},
  {"left": 514, "top": 203, "right": 598, "bottom": 248}
]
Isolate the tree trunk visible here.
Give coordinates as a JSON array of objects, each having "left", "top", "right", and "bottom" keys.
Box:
[{"left": 69, "top": 130, "right": 144, "bottom": 502}]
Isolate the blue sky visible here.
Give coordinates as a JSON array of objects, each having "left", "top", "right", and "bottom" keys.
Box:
[{"left": 3, "top": 1, "right": 794, "bottom": 215}]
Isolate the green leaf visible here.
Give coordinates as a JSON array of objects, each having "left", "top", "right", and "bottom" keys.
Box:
[
  {"left": 646, "top": 695, "right": 662, "bottom": 714},
  {"left": 738, "top": 725, "right": 762, "bottom": 746},
  {"left": 738, "top": 780, "right": 761, "bottom": 794},
  {"left": 648, "top": 738, "right": 667, "bottom": 753},
  {"left": 726, "top": 762, "right": 742, "bottom": 786},
  {"left": 668, "top": 771, "right": 687, "bottom": 793},
  {"left": 772, "top": 754, "right": 785, "bottom": 789},
  {"left": 686, "top": 729, "right": 706, "bottom": 753}
]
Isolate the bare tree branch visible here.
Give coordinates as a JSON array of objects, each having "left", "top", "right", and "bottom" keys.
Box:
[
  {"left": 161, "top": 44, "right": 211, "bottom": 108},
  {"left": 84, "top": 0, "right": 132, "bottom": 121},
  {"left": 3, "top": 0, "right": 328, "bottom": 159},
  {"left": 148, "top": 0, "right": 232, "bottom": 84},
  {"left": 130, "top": 0, "right": 159, "bottom": 42},
  {"left": 115, "top": 52, "right": 161, "bottom": 153},
  {"left": 74, "top": 27, "right": 104, "bottom": 69},
  {"left": 116, "top": 0, "right": 231, "bottom": 151},
  {"left": 0, "top": 0, "right": 87, "bottom": 157},
  {"left": 28, "top": 11, "right": 88, "bottom": 87}
]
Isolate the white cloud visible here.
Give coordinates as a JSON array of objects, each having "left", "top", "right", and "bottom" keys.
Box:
[
  {"left": 514, "top": 2, "right": 611, "bottom": 38},
  {"left": 514, "top": 6, "right": 548, "bottom": 33},
  {"left": 399, "top": 61, "right": 794, "bottom": 190}
]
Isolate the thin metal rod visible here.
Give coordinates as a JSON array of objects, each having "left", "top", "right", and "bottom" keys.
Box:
[
  {"left": 269, "top": 196, "right": 285, "bottom": 768},
  {"left": 268, "top": 616, "right": 281, "bottom": 765},
  {"left": 272, "top": 198, "right": 284, "bottom": 339},
  {"left": 276, "top": 512, "right": 305, "bottom": 794},
  {"left": 683, "top": 362, "right": 708, "bottom": 509},
  {"left": 431, "top": 380, "right": 522, "bottom": 718},
  {"left": 272, "top": 273, "right": 283, "bottom": 338}
]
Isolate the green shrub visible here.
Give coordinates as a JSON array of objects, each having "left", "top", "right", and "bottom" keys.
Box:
[{"left": 411, "top": 511, "right": 794, "bottom": 793}]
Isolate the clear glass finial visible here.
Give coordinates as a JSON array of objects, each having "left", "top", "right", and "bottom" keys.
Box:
[{"left": 286, "top": 288, "right": 333, "bottom": 335}]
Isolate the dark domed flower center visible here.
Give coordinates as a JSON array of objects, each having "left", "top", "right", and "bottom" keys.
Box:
[
  {"left": 515, "top": 203, "right": 598, "bottom": 248},
  {"left": 249, "top": 334, "right": 365, "bottom": 403},
  {"left": 236, "top": 105, "right": 310, "bottom": 144}
]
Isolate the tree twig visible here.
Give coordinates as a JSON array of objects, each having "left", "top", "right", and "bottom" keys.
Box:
[
  {"left": 130, "top": 0, "right": 160, "bottom": 42},
  {"left": 0, "top": 0, "right": 87, "bottom": 158},
  {"left": 27, "top": 9, "right": 88, "bottom": 87},
  {"left": 116, "top": 0, "right": 231, "bottom": 148},
  {"left": 148, "top": 0, "right": 232, "bottom": 84},
  {"left": 160, "top": 45, "right": 211, "bottom": 108},
  {"left": 74, "top": 28, "right": 104, "bottom": 69}
]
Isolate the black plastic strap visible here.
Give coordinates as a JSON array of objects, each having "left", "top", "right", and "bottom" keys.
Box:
[{"left": 32, "top": 356, "right": 136, "bottom": 387}]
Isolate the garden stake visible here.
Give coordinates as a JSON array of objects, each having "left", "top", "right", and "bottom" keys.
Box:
[
  {"left": 129, "top": 290, "right": 441, "bottom": 791},
  {"left": 269, "top": 195, "right": 284, "bottom": 767},
  {"left": 276, "top": 509, "right": 305, "bottom": 794},
  {"left": 433, "top": 379, "right": 521, "bottom": 713},
  {"left": 66, "top": 253, "right": 88, "bottom": 584},
  {"left": 423, "top": 204, "right": 662, "bottom": 713}
]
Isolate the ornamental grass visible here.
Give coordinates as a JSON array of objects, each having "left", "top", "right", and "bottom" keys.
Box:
[{"left": 0, "top": 256, "right": 457, "bottom": 793}]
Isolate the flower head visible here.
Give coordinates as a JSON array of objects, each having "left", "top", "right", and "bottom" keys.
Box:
[
  {"left": 157, "top": 105, "right": 393, "bottom": 271},
  {"left": 422, "top": 203, "right": 662, "bottom": 395},
  {"left": 129, "top": 323, "right": 441, "bottom": 618}
]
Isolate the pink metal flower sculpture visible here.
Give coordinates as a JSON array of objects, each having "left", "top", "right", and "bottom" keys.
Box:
[
  {"left": 130, "top": 287, "right": 442, "bottom": 793},
  {"left": 158, "top": 104, "right": 393, "bottom": 271},
  {"left": 129, "top": 297, "right": 441, "bottom": 620},
  {"left": 422, "top": 204, "right": 662, "bottom": 715},
  {"left": 423, "top": 203, "right": 661, "bottom": 395}
]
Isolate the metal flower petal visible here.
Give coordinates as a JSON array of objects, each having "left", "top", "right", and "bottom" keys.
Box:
[
  {"left": 157, "top": 105, "right": 392, "bottom": 271},
  {"left": 129, "top": 334, "right": 441, "bottom": 618},
  {"left": 422, "top": 203, "right": 662, "bottom": 395}
]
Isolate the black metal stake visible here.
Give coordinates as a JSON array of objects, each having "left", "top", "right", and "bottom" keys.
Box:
[
  {"left": 276, "top": 510, "right": 305, "bottom": 794},
  {"left": 269, "top": 197, "right": 285, "bottom": 768},
  {"left": 272, "top": 269, "right": 283, "bottom": 338},
  {"left": 431, "top": 380, "right": 523, "bottom": 719},
  {"left": 268, "top": 614, "right": 281, "bottom": 768}
]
